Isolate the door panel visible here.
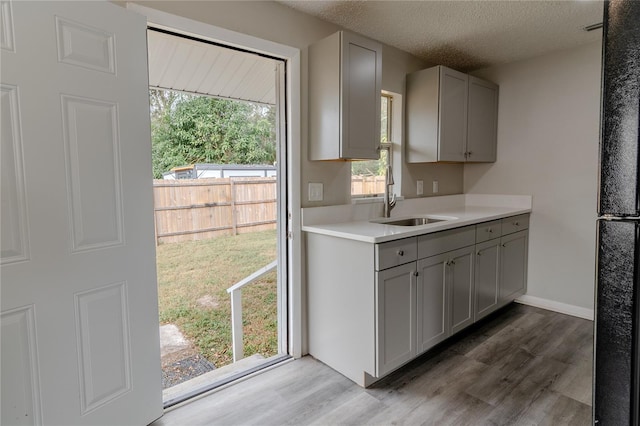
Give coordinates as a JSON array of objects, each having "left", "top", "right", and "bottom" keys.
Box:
[
  {"left": 1, "top": 306, "right": 41, "bottom": 426},
  {"left": 62, "top": 95, "right": 124, "bottom": 251},
  {"left": 0, "top": 2, "right": 162, "bottom": 425},
  {"left": 0, "top": 83, "right": 29, "bottom": 264}
]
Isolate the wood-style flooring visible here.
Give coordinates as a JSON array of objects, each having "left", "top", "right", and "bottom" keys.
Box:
[{"left": 152, "top": 304, "right": 593, "bottom": 426}]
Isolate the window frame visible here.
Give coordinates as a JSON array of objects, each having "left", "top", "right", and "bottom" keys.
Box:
[{"left": 351, "top": 91, "right": 402, "bottom": 200}]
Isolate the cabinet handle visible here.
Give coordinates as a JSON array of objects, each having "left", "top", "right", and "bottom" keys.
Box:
[
  {"left": 513, "top": 221, "right": 519, "bottom": 226},
  {"left": 468, "top": 151, "right": 472, "bottom": 157},
  {"left": 487, "top": 228, "right": 493, "bottom": 233},
  {"left": 501, "top": 244, "right": 507, "bottom": 248},
  {"left": 414, "top": 271, "right": 419, "bottom": 277},
  {"left": 397, "top": 250, "right": 404, "bottom": 256},
  {"left": 446, "top": 259, "right": 456, "bottom": 266},
  {"left": 477, "top": 251, "right": 482, "bottom": 256}
]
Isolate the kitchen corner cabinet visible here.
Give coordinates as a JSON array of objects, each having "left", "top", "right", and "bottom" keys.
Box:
[
  {"left": 305, "top": 213, "right": 528, "bottom": 387},
  {"left": 308, "top": 31, "right": 382, "bottom": 160},
  {"left": 474, "top": 215, "right": 529, "bottom": 321},
  {"left": 500, "top": 230, "right": 528, "bottom": 303},
  {"left": 406, "top": 65, "right": 498, "bottom": 163},
  {"left": 499, "top": 215, "right": 529, "bottom": 304}
]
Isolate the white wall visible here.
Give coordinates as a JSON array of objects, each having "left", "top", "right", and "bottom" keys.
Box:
[{"left": 465, "top": 41, "right": 602, "bottom": 311}]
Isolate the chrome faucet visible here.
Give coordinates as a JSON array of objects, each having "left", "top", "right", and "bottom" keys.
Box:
[{"left": 379, "top": 143, "right": 396, "bottom": 218}]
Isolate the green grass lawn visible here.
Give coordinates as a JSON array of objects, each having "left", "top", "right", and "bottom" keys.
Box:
[{"left": 156, "top": 230, "right": 278, "bottom": 368}]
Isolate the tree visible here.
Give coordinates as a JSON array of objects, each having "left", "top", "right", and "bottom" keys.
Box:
[{"left": 149, "top": 89, "right": 276, "bottom": 178}]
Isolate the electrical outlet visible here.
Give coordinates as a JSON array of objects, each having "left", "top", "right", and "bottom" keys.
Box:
[
  {"left": 308, "top": 182, "right": 323, "bottom": 201},
  {"left": 433, "top": 180, "right": 439, "bottom": 194},
  {"left": 417, "top": 180, "right": 424, "bottom": 195}
]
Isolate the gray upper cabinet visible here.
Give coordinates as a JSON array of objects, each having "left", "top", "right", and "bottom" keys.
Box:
[
  {"left": 439, "top": 67, "right": 468, "bottom": 162},
  {"left": 309, "top": 31, "right": 382, "bottom": 160},
  {"left": 406, "top": 65, "right": 498, "bottom": 163},
  {"left": 467, "top": 77, "right": 498, "bottom": 162}
]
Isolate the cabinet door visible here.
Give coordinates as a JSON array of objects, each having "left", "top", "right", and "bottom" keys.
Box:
[
  {"left": 467, "top": 76, "right": 498, "bottom": 162},
  {"left": 500, "top": 230, "right": 528, "bottom": 302},
  {"left": 376, "top": 262, "right": 416, "bottom": 377},
  {"left": 341, "top": 32, "right": 381, "bottom": 159},
  {"left": 448, "top": 246, "right": 475, "bottom": 334},
  {"left": 417, "top": 254, "right": 449, "bottom": 354},
  {"left": 438, "top": 67, "right": 468, "bottom": 162},
  {"left": 475, "top": 239, "right": 501, "bottom": 320}
]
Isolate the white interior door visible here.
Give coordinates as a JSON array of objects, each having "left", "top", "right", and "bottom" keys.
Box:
[{"left": 1, "top": 2, "right": 163, "bottom": 424}]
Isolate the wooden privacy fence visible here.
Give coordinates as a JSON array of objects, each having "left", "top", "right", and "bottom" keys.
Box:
[
  {"left": 153, "top": 177, "right": 277, "bottom": 244},
  {"left": 351, "top": 175, "right": 386, "bottom": 196},
  {"left": 153, "top": 175, "right": 386, "bottom": 244}
]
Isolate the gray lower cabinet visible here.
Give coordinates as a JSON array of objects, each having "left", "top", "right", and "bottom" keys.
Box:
[
  {"left": 416, "top": 253, "right": 449, "bottom": 354},
  {"left": 474, "top": 238, "right": 501, "bottom": 320},
  {"left": 500, "top": 230, "right": 528, "bottom": 303},
  {"left": 448, "top": 246, "right": 475, "bottom": 334},
  {"left": 305, "top": 213, "right": 529, "bottom": 388},
  {"left": 376, "top": 262, "right": 416, "bottom": 377}
]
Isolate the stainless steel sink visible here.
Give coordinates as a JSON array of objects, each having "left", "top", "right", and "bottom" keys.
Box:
[
  {"left": 383, "top": 217, "right": 445, "bottom": 226},
  {"left": 370, "top": 215, "right": 456, "bottom": 226}
]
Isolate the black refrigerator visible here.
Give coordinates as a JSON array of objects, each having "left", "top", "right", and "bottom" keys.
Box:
[{"left": 594, "top": 0, "right": 640, "bottom": 424}]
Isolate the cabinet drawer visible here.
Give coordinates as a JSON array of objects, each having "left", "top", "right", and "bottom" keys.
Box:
[
  {"left": 475, "top": 220, "right": 502, "bottom": 243},
  {"left": 418, "top": 226, "right": 475, "bottom": 259},
  {"left": 376, "top": 237, "right": 417, "bottom": 271},
  {"left": 501, "top": 214, "right": 530, "bottom": 235}
]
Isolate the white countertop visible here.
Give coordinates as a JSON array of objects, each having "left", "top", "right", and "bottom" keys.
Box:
[{"left": 301, "top": 194, "right": 532, "bottom": 243}]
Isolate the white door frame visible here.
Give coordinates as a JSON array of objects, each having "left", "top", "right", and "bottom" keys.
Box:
[{"left": 126, "top": 3, "right": 303, "bottom": 358}]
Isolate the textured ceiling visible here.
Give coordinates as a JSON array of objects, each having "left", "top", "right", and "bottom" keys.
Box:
[{"left": 278, "top": 0, "right": 604, "bottom": 71}]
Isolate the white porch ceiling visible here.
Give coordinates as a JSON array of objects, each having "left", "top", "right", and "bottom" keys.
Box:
[
  {"left": 147, "top": 29, "right": 277, "bottom": 105},
  {"left": 278, "top": 0, "right": 603, "bottom": 72}
]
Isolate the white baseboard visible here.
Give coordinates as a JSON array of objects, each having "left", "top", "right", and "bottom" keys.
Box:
[{"left": 515, "top": 295, "right": 594, "bottom": 321}]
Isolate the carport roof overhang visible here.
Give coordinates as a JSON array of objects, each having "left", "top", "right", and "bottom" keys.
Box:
[{"left": 147, "top": 29, "right": 277, "bottom": 105}]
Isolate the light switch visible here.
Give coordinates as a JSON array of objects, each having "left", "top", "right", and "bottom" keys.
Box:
[
  {"left": 417, "top": 180, "right": 424, "bottom": 195},
  {"left": 309, "top": 182, "right": 323, "bottom": 201},
  {"left": 433, "top": 180, "right": 439, "bottom": 194}
]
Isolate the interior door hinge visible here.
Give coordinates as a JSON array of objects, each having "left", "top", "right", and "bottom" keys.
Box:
[{"left": 287, "top": 231, "right": 293, "bottom": 240}]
